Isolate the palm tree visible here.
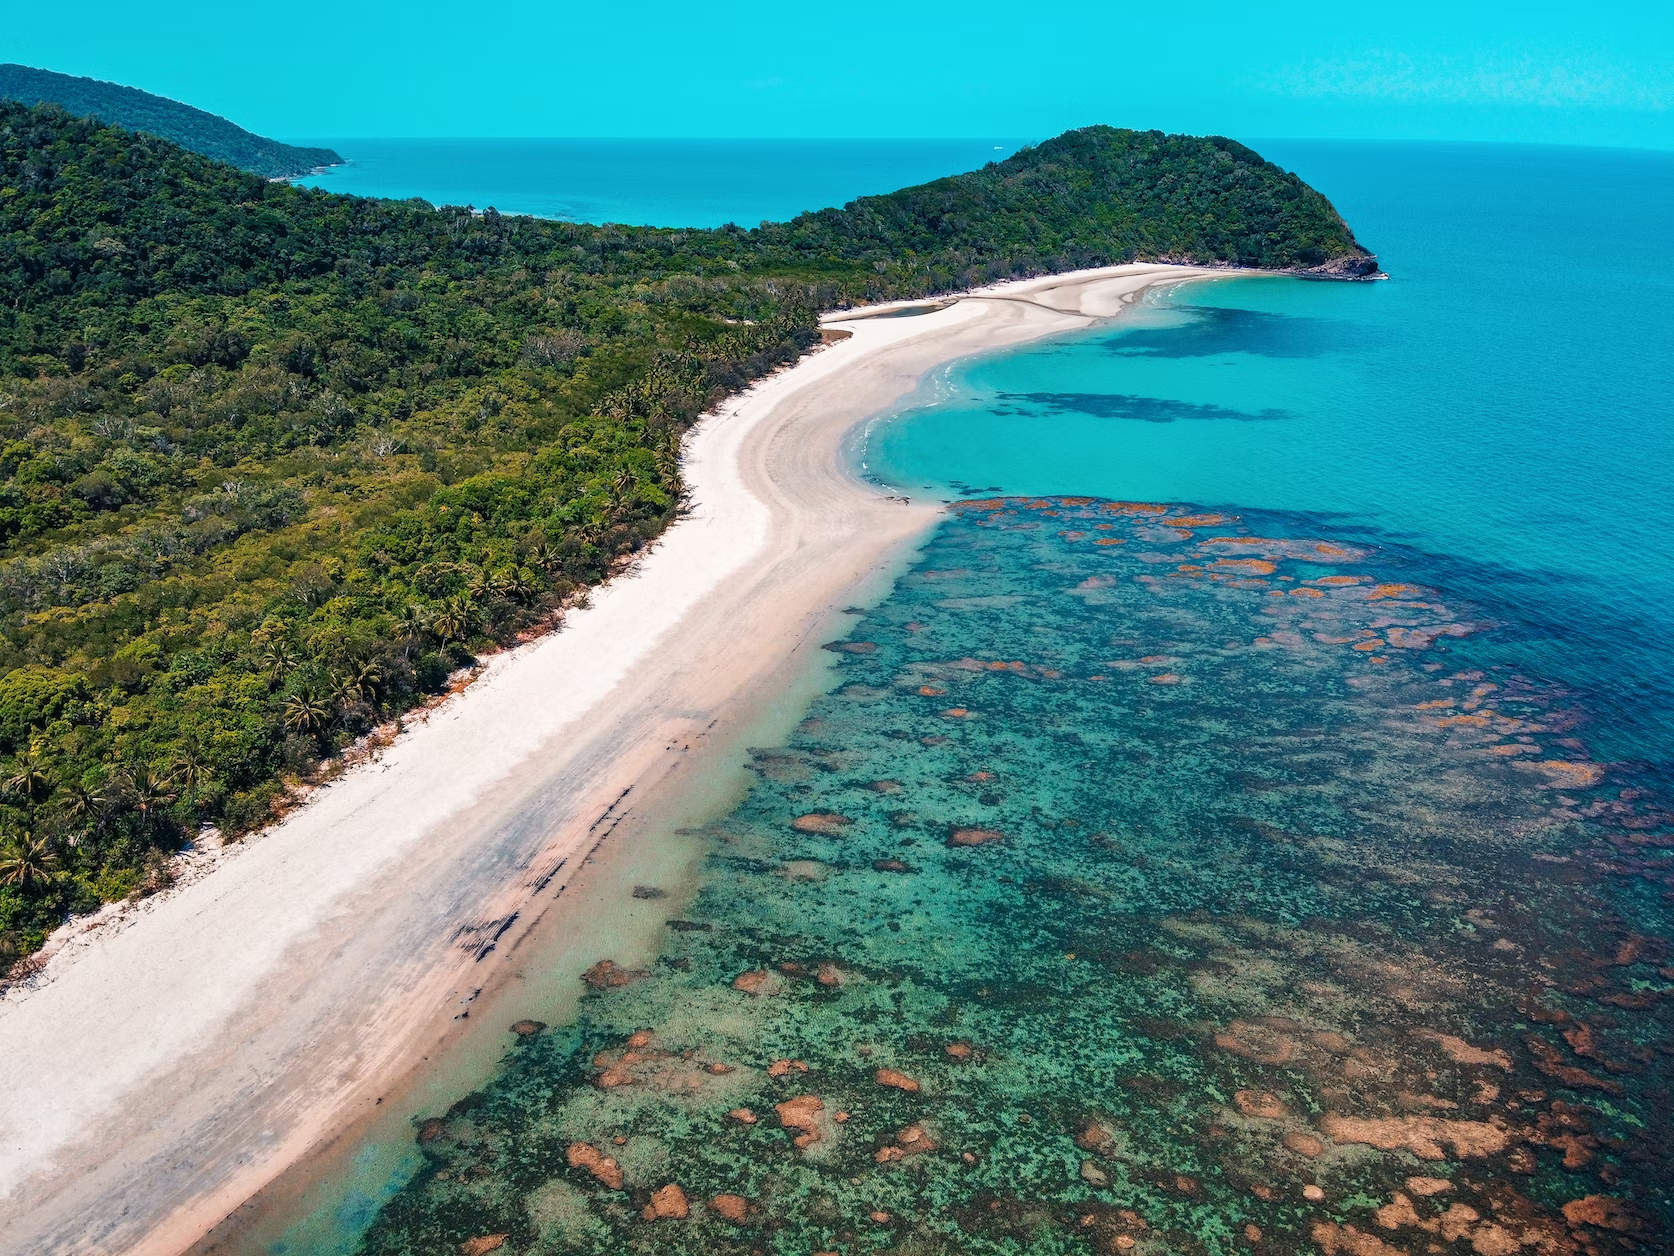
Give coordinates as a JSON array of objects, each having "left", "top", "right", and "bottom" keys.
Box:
[
  {"left": 283, "top": 691, "right": 334, "bottom": 738},
  {"left": 395, "top": 603, "right": 429, "bottom": 657},
  {"left": 0, "top": 831, "right": 57, "bottom": 890},
  {"left": 430, "top": 596, "right": 478, "bottom": 646},
  {"left": 653, "top": 442, "right": 679, "bottom": 485},
  {"left": 527, "top": 540, "right": 560, "bottom": 574},
  {"left": 326, "top": 670, "right": 358, "bottom": 709},
  {"left": 5, "top": 754, "right": 56, "bottom": 805},
  {"left": 354, "top": 659, "right": 385, "bottom": 701},
  {"left": 499, "top": 567, "right": 537, "bottom": 604},
  {"left": 328, "top": 660, "right": 383, "bottom": 709},
  {"left": 60, "top": 779, "right": 106, "bottom": 822},
  {"left": 170, "top": 748, "right": 210, "bottom": 811},
  {"left": 59, "top": 779, "right": 108, "bottom": 846},
  {"left": 124, "top": 769, "right": 177, "bottom": 827},
  {"left": 262, "top": 640, "right": 296, "bottom": 686}
]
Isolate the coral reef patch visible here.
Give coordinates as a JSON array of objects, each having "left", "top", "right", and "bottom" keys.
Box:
[{"left": 360, "top": 499, "right": 1671, "bottom": 1255}]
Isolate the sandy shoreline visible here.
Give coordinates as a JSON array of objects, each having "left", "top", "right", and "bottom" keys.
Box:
[{"left": 0, "top": 262, "right": 1235, "bottom": 1254}]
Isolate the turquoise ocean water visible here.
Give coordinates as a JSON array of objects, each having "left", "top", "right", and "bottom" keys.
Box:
[{"left": 254, "top": 142, "right": 1674, "bottom": 1255}]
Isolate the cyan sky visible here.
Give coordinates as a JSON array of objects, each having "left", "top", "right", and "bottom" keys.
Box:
[{"left": 4, "top": 1, "right": 1670, "bottom": 147}]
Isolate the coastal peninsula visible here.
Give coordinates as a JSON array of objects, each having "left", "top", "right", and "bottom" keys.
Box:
[{"left": 0, "top": 105, "right": 1374, "bottom": 970}]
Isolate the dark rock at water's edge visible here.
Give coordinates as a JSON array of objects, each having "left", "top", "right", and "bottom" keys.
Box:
[
  {"left": 1151, "top": 250, "right": 1386, "bottom": 282},
  {"left": 1293, "top": 252, "right": 1387, "bottom": 280},
  {"left": 0, "top": 64, "right": 341, "bottom": 177}
]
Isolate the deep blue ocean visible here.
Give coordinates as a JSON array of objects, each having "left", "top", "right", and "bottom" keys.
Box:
[{"left": 251, "top": 140, "right": 1674, "bottom": 1255}]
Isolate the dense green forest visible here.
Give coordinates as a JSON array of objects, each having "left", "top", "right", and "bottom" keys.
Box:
[
  {"left": 0, "top": 101, "right": 1374, "bottom": 964},
  {"left": 0, "top": 65, "right": 340, "bottom": 177},
  {"left": 758, "top": 127, "right": 1378, "bottom": 279}
]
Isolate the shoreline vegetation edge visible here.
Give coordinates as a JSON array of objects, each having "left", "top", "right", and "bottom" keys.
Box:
[{"left": 0, "top": 110, "right": 1381, "bottom": 978}]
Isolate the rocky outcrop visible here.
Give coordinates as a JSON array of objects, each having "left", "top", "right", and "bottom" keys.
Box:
[
  {"left": 710, "top": 1192, "right": 749, "bottom": 1221},
  {"left": 1310, "top": 1220, "right": 1403, "bottom": 1255},
  {"left": 791, "top": 813, "right": 851, "bottom": 835},
  {"left": 876, "top": 1123, "right": 937, "bottom": 1162},
  {"left": 1320, "top": 1113, "right": 1510, "bottom": 1160},
  {"left": 1562, "top": 1195, "right": 1644, "bottom": 1233},
  {"left": 946, "top": 828, "right": 1004, "bottom": 848},
  {"left": 1292, "top": 252, "right": 1385, "bottom": 281},
  {"left": 642, "top": 1183, "right": 689, "bottom": 1220},
  {"left": 732, "top": 969, "right": 783, "bottom": 996},
  {"left": 775, "top": 1094, "right": 825, "bottom": 1148},
  {"left": 581, "top": 959, "right": 645, "bottom": 989},
  {"left": 1233, "top": 1089, "right": 1287, "bottom": 1119},
  {"left": 566, "top": 1141, "right": 624, "bottom": 1189},
  {"left": 1413, "top": 1030, "right": 1511, "bottom": 1070}
]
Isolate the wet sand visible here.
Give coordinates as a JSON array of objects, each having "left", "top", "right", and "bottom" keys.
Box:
[{"left": 0, "top": 263, "right": 1233, "bottom": 1254}]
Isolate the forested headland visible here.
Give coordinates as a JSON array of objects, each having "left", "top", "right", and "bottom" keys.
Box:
[
  {"left": 0, "top": 101, "right": 1376, "bottom": 963},
  {"left": 0, "top": 65, "right": 341, "bottom": 178}
]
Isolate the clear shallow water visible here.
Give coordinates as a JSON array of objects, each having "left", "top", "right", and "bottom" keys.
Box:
[
  {"left": 864, "top": 142, "right": 1674, "bottom": 770},
  {"left": 290, "top": 138, "right": 1026, "bottom": 226},
  {"left": 265, "top": 143, "right": 1674, "bottom": 1254}
]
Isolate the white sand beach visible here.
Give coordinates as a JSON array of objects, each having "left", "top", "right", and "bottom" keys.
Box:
[{"left": 0, "top": 263, "right": 1232, "bottom": 1254}]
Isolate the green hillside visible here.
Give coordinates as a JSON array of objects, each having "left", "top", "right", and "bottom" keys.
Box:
[
  {"left": 760, "top": 125, "right": 1378, "bottom": 279},
  {"left": 0, "top": 102, "right": 1376, "bottom": 962},
  {"left": 0, "top": 64, "right": 339, "bottom": 178}
]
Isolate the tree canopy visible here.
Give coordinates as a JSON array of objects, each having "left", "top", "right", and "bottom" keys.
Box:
[{"left": 0, "top": 64, "right": 340, "bottom": 178}]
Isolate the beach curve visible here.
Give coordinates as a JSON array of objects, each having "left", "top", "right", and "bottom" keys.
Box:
[{"left": 0, "top": 263, "right": 1231, "bottom": 1255}]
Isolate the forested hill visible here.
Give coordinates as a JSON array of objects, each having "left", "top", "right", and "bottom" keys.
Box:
[
  {"left": 760, "top": 126, "right": 1379, "bottom": 279},
  {"left": 0, "top": 103, "right": 1375, "bottom": 964},
  {"left": 0, "top": 65, "right": 340, "bottom": 178}
]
